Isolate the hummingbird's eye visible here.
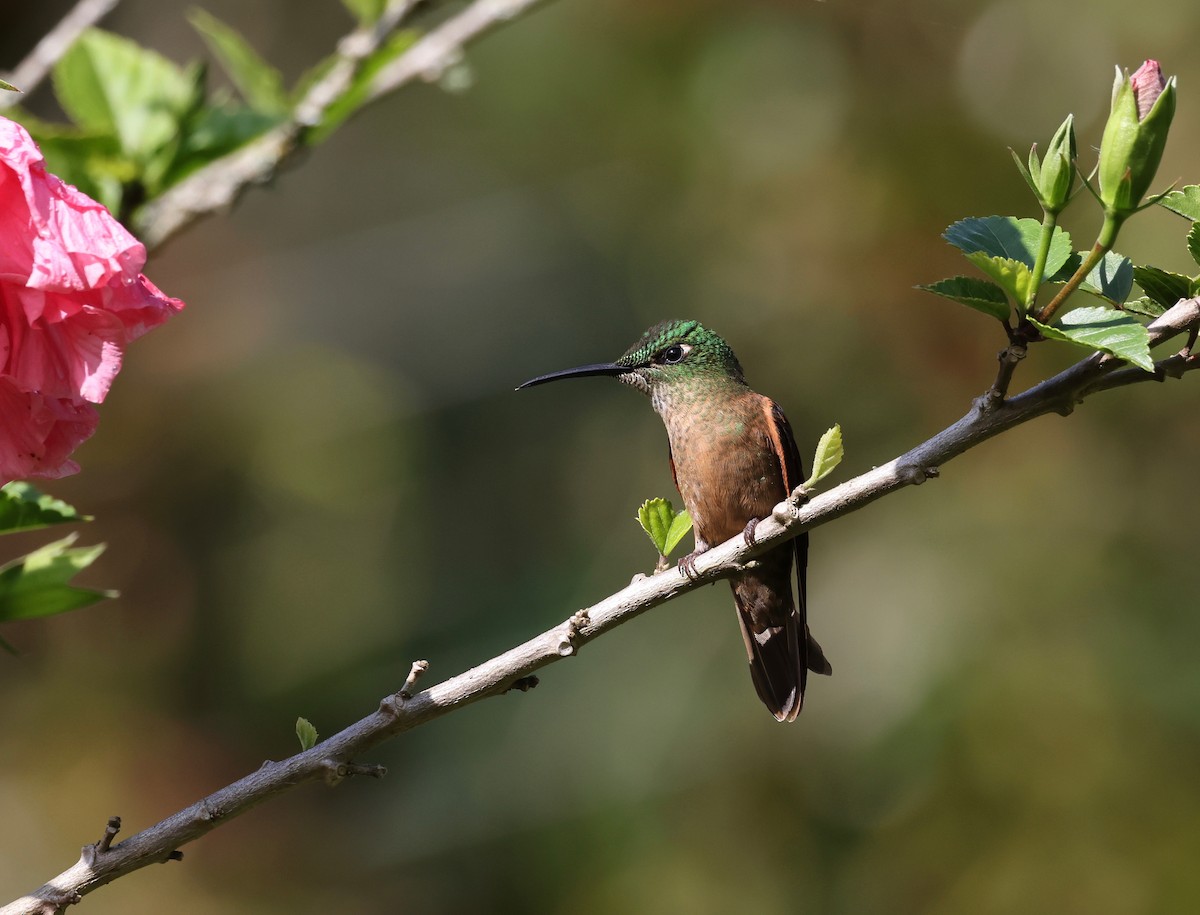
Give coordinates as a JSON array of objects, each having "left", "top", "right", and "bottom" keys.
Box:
[{"left": 659, "top": 344, "right": 687, "bottom": 364}]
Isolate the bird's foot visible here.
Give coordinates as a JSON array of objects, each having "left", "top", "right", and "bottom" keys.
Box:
[
  {"left": 742, "top": 517, "right": 761, "bottom": 547},
  {"left": 678, "top": 550, "right": 704, "bottom": 580}
]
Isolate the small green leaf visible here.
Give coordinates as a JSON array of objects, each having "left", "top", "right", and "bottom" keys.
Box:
[
  {"left": 1010, "top": 147, "right": 1039, "bottom": 198},
  {"left": 53, "top": 29, "right": 196, "bottom": 163},
  {"left": 637, "top": 498, "right": 675, "bottom": 555},
  {"left": 1158, "top": 186, "right": 1200, "bottom": 221},
  {"left": 300, "top": 31, "right": 420, "bottom": 142},
  {"left": 662, "top": 511, "right": 693, "bottom": 558},
  {"left": 161, "top": 103, "right": 283, "bottom": 188},
  {"left": 188, "top": 9, "right": 288, "bottom": 116},
  {"left": 341, "top": 0, "right": 387, "bottom": 25},
  {"left": 0, "top": 483, "right": 89, "bottom": 534},
  {"left": 1187, "top": 223, "right": 1200, "bottom": 269},
  {"left": 0, "top": 79, "right": 18, "bottom": 92},
  {"left": 944, "top": 216, "right": 1072, "bottom": 278},
  {"left": 0, "top": 533, "right": 115, "bottom": 622},
  {"left": 296, "top": 717, "right": 319, "bottom": 751},
  {"left": 1079, "top": 251, "right": 1134, "bottom": 305},
  {"left": 1029, "top": 306, "right": 1154, "bottom": 371},
  {"left": 965, "top": 253, "right": 1033, "bottom": 306},
  {"left": 140, "top": 60, "right": 207, "bottom": 196},
  {"left": 1122, "top": 296, "right": 1167, "bottom": 319},
  {"left": 917, "top": 276, "right": 1010, "bottom": 321},
  {"left": 804, "top": 424, "right": 843, "bottom": 489},
  {"left": 1047, "top": 250, "right": 1083, "bottom": 283},
  {"left": 1133, "top": 265, "right": 1191, "bottom": 309}
]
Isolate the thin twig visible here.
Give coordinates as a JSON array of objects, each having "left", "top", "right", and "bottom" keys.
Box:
[
  {"left": 134, "top": 0, "right": 547, "bottom": 251},
  {"left": 94, "top": 818, "right": 121, "bottom": 855},
  {"left": 6, "top": 297, "right": 1198, "bottom": 915},
  {"left": 985, "top": 340, "right": 1027, "bottom": 407},
  {"left": 366, "top": 0, "right": 546, "bottom": 101},
  {"left": 0, "top": 0, "right": 120, "bottom": 109}
]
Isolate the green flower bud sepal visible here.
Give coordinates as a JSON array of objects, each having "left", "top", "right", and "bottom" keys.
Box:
[
  {"left": 1012, "top": 114, "right": 1077, "bottom": 214},
  {"left": 1097, "top": 60, "right": 1176, "bottom": 217}
]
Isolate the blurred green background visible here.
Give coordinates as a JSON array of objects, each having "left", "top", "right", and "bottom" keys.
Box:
[{"left": 4, "top": 1, "right": 1200, "bottom": 912}]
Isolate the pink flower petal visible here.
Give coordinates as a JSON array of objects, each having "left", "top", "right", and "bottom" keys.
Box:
[
  {"left": 0, "top": 378, "right": 98, "bottom": 483},
  {"left": 0, "top": 116, "right": 184, "bottom": 480},
  {"left": 1131, "top": 59, "right": 1165, "bottom": 121}
]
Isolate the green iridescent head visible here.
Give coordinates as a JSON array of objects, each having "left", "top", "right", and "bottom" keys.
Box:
[
  {"left": 613, "top": 319, "right": 745, "bottom": 393},
  {"left": 516, "top": 319, "right": 745, "bottom": 395}
]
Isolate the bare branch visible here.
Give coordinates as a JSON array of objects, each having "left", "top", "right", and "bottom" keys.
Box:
[
  {"left": 6, "top": 297, "right": 1198, "bottom": 914},
  {"left": 0, "top": 0, "right": 120, "bottom": 108},
  {"left": 366, "top": 0, "right": 546, "bottom": 101},
  {"left": 134, "top": 0, "right": 548, "bottom": 250}
]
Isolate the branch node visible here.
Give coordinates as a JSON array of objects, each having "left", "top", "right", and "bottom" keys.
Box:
[
  {"left": 787, "top": 484, "right": 812, "bottom": 506},
  {"left": 41, "top": 887, "right": 82, "bottom": 911},
  {"left": 199, "top": 799, "right": 221, "bottom": 823},
  {"left": 984, "top": 342, "right": 1027, "bottom": 408},
  {"left": 420, "top": 45, "right": 464, "bottom": 82},
  {"left": 902, "top": 463, "right": 936, "bottom": 485},
  {"left": 96, "top": 815, "right": 121, "bottom": 853},
  {"left": 399, "top": 659, "right": 430, "bottom": 699},
  {"left": 164, "top": 850, "right": 184, "bottom": 863},
  {"left": 322, "top": 758, "right": 387, "bottom": 786},
  {"left": 505, "top": 675, "right": 540, "bottom": 693},
  {"left": 557, "top": 610, "right": 590, "bottom": 656}
]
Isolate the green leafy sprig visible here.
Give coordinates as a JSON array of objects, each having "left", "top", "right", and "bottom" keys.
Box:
[
  {"left": 920, "top": 61, "right": 1195, "bottom": 381},
  {"left": 0, "top": 483, "right": 112, "bottom": 653}
]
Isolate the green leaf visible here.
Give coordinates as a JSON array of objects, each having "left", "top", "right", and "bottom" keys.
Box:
[
  {"left": 804, "top": 424, "right": 844, "bottom": 489},
  {"left": 0, "top": 483, "right": 89, "bottom": 534},
  {"left": 965, "top": 253, "right": 1033, "bottom": 305},
  {"left": 662, "top": 510, "right": 693, "bottom": 558},
  {"left": 300, "top": 31, "right": 419, "bottom": 142},
  {"left": 637, "top": 498, "right": 675, "bottom": 555},
  {"left": 296, "top": 717, "right": 319, "bottom": 751},
  {"left": 1122, "top": 296, "right": 1167, "bottom": 319},
  {"left": 1133, "top": 265, "right": 1191, "bottom": 309},
  {"left": 188, "top": 9, "right": 288, "bottom": 116},
  {"left": 917, "top": 276, "right": 1010, "bottom": 321},
  {"left": 1046, "top": 250, "right": 1083, "bottom": 283},
  {"left": 53, "top": 29, "right": 196, "bottom": 163},
  {"left": 341, "top": 0, "right": 387, "bottom": 25},
  {"left": 0, "top": 79, "right": 18, "bottom": 92},
  {"left": 1079, "top": 251, "right": 1133, "bottom": 305},
  {"left": 1029, "top": 306, "right": 1154, "bottom": 371},
  {"left": 1187, "top": 223, "right": 1200, "bottom": 269},
  {"left": 944, "top": 216, "right": 1072, "bottom": 278},
  {"left": 1158, "top": 185, "right": 1200, "bottom": 221},
  {"left": 140, "top": 60, "right": 208, "bottom": 197},
  {"left": 1010, "top": 147, "right": 1040, "bottom": 199},
  {"left": 0, "top": 533, "right": 115, "bottom": 622}
]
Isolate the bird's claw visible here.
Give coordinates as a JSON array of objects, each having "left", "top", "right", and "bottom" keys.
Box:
[
  {"left": 678, "top": 551, "right": 702, "bottom": 580},
  {"left": 742, "top": 517, "right": 761, "bottom": 547}
]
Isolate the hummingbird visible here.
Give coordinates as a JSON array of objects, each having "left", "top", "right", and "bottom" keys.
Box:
[{"left": 519, "top": 319, "right": 831, "bottom": 721}]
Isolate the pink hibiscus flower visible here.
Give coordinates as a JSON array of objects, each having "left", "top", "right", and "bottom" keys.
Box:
[{"left": 0, "top": 116, "right": 183, "bottom": 481}]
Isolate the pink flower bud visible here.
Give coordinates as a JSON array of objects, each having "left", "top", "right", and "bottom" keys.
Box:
[
  {"left": 1130, "top": 59, "right": 1166, "bottom": 120},
  {"left": 1098, "top": 60, "right": 1176, "bottom": 215}
]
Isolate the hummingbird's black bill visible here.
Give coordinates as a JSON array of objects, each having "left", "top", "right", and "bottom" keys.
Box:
[{"left": 516, "top": 362, "right": 627, "bottom": 390}]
